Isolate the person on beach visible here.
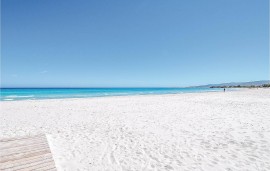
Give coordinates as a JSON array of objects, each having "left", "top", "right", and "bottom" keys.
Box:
[{"left": 224, "top": 88, "right": 226, "bottom": 92}]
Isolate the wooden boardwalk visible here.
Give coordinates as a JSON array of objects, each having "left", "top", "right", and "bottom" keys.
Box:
[{"left": 0, "top": 134, "right": 57, "bottom": 171}]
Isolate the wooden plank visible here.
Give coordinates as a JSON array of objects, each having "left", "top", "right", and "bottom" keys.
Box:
[
  {"left": 0, "top": 135, "right": 45, "bottom": 143},
  {"left": 0, "top": 136, "right": 47, "bottom": 148},
  {"left": 1, "top": 153, "right": 52, "bottom": 169},
  {"left": 0, "top": 134, "right": 57, "bottom": 171}
]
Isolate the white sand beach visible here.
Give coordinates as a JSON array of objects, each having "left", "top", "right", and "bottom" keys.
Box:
[{"left": 1, "top": 89, "right": 270, "bottom": 171}]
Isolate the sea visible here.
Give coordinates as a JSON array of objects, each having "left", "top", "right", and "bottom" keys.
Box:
[{"left": 0, "top": 88, "right": 222, "bottom": 101}]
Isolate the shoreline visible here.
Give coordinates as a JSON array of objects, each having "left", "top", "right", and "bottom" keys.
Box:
[{"left": 0, "top": 87, "right": 248, "bottom": 102}]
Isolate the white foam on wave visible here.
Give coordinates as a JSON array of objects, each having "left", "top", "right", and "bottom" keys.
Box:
[{"left": 5, "top": 95, "right": 34, "bottom": 98}]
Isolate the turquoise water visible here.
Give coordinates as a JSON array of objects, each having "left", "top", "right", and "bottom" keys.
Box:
[{"left": 0, "top": 88, "right": 221, "bottom": 101}]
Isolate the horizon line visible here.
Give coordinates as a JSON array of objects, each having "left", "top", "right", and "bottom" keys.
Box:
[
  {"left": 0, "top": 86, "right": 191, "bottom": 89},
  {"left": 1, "top": 80, "right": 269, "bottom": 89}
]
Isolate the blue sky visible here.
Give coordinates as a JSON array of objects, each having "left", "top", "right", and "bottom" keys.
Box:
[{"left": 1, "top": 0, "right": 269, "bottom": 87}]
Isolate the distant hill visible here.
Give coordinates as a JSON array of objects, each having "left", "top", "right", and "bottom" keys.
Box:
[{"left": 193, "top": 80, "right": 270, "bottom": 88}]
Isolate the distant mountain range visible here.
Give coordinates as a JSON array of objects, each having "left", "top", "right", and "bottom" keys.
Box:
[{"left": 193, "top": 80, "right": 270, "bottom": 88}]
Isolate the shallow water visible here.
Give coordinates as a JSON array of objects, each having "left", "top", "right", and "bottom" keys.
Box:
[{"left": 0, "top": 88, "right": 221, "bottom": 101}]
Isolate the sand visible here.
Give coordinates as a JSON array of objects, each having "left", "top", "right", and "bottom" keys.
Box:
[{"left": 1, "top": 89, "right": 270, "bottom": 171}]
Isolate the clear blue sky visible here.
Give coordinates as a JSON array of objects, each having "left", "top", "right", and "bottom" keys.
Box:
[{"left": 1, "top": 0, "right": 269, "bottom": 87}]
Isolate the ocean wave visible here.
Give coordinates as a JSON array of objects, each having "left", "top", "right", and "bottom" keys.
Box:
[
  {"left": 1, "top": 88, "right": 222, "bottom": 101},
  {"left": 5, "top": 95, "right": 34, "bottom": 98}
]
